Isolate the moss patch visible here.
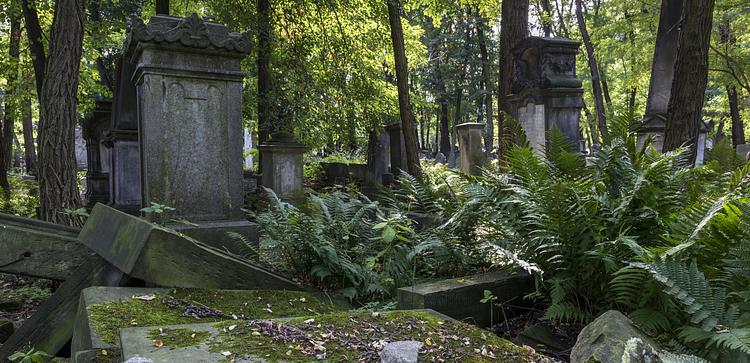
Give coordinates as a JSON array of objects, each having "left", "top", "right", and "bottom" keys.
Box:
[
  {"left": 209, "top": 311, "right": 553, "bottom": 362},
  {"left": 148, "top": 328, "right": 210, "bottom": 349},
  {"left": 87, "top": 289, "right": 338, "bottom": 345}
]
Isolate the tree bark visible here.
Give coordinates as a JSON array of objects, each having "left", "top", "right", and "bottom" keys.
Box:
[
  {"left": 477, "top": 13, "right": 494, "bottom": 153},
  {"left": 387, "top": 0, "right": 420, "bottom": 176},
  {"left": 540, "top": 0, "right": 553, "bottom": 37},
  {"left": 575, "top": 0, "right": 608, "bottom": 141},
  {"left": 498, "top": 0, "right": 528, "bottom": 154},
  {"left": 257, "top": 0, "right": 272, "bottom": 147},
  {"left": 728, "top": 85, "right": 745, "bottom": 147},
  {"left": 156, "top": 0, "right": 169, "bottom": 15},
  {"left": 22, "top": 95, "right": 36, "bottom": 175},
  {"left": 21, "top": 0, "right": 46, "bottom": 103},
  {"left": 38, "top": 0, "right": 86, "bottom": 225},
  {"left": 662, "top": 0, "right": 716, "bottom": 152},
  {"left": 0, "top": 13, "right": 22, "bottom": 195}
]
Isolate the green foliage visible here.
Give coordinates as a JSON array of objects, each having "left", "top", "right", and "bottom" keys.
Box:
[
  {"left": 140, "top": 202, "right": 176, "bottom": 226},
  {"left": 0, "top": 173, "right": 39, "bottom": 218},
  {"left": 8, "top": 348, "right": 51, "bottom": 363}
]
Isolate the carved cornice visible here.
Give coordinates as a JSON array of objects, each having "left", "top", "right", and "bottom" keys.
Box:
[{"left": 125, "top": 13, "right": 252, "bottom": 56}]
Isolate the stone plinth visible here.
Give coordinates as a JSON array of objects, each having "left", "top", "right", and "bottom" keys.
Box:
[
  {"left": 397, "top": 270, "right": 534, "bottom": 327},
  {"left": 456, "top": 122, "right": 485, "bottom": 175},
  {"left": 82, "top": 99, "right": 112, "bottom": 207},
  {"left": 507, "top": 37, "right": 584, "bottom": 154},
  {"left": 258, "top": 133, "right": 307, "bottom": 200},
  {"left": 635, "top": 115, "right": 665, "bottom": 152},
  {"left": 125, "top": 14, "right": 251, "bottom": 222},
  {"left": 386, "top": 123, "right": 408, "bottom": 176}
]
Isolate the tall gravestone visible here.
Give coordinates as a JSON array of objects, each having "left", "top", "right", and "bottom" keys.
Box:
[
  {"left": 507, "top": 37, "right": 584, "bottom": 154},
  {"left": 386, "top": 123, "right": 408, "bottom": 176},
  {"left": 81, "top": 98, "right": 112, "bottom": 206},
  {"left": 125, "top": 14, "right": 251, "bottom": 222},
  {"left": 105, "top": 59, "right": 141, "bottom": 214},
  {"left": 456, "top": 122, "right": 485, "bottom": 175},
  {"left": 636, "top": 0, "right": 683, "bottom": 152},
  {"left": 258, "top": 132, "right": 307, "bottom": 200}
]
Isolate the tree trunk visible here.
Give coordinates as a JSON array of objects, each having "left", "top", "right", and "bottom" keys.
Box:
[
  {"left": 38, "top": 0, "right": 86, "bottom": 225},
  {"left": 498, "top": 0, "right": 528, "bottom": 154},
  {"left": 575, "top": 0, "right": 608, "bottom": 141},
  {"left": 662, "top": 0, "right": 716, "bottom": 152},
  {"left": 156, "top": 0, "right": 169, "bottom": 15},
  {"left": 728, "top": 85, "right": 745, "bottom": 147},
  {"left": 22, "top": 95, "right": 36, "bottom": 175},
  {"left": 387, "top": 0, "right": 420, "bottom": 176},
  {"left": 257, "top": 0, "right": 272, "bottom": 147},
  {"left": 21, "top": 0, "right": 46, "bottom": 103},
  {"left": 540, "top": 0, "right": 553, "bottom": 37},
  {"left": 477, "top": 13, "right": 494, "bottom": 153},
  {"left": 0, "top": 14, "right": 22, "bottom": 195},
  {"left": 432, "top": 41, "right": 451, "bottom": 156}
]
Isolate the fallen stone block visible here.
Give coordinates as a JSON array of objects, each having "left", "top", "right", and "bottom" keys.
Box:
[
  {"left": 0, "top": 212, "right": 90, "bottom": 280},
  {"left": 0, "top": 320, "right": 14, "bottom": 343},
  {"left": 119, "top": 309, "right": 550, "bottom": 362},
  {"left": 570, "top": 310, "right": 658, "bottom": 363},
  {"left": 397, "top": 269, "right": 534, "bottom": 327},
  {"left": 170, "top": 219, "right": 259, "bottom": 258},
  {"left": 71, "top": 286, "right": 348, "bottom": 361},
  {"left": 0, "top": 256, "right": 125, "bottom": 361},
  {"left": 78, "top": 203, "right": 305, "bottom": 290}
]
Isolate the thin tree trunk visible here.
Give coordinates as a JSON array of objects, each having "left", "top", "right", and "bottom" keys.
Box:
[
  {"left": 477, "top": 13, "right": 494, "bottom": 153},
  {"left": 1, "top": 14, "right": 22, "bottom": 195},
  {"left": 498, "top": 0, "right": 528, "bottom": 155},
  {"left": 629, "top": 88, "right": 637, "bottom": 113},
  {"left": 257, "top": 0, "right": 271, "bottom": 146},
  {"left": 728, "top": 85, "right": 745, "bottom": 147},
  {"left": 387, "top": 0, "right": 421, "bottom": 176},
  {"left": 38, "top": 0, "right": 86, "bottom": 225},
  {"left": 540, "top": 0, "right": 553, "bottom": 37},
  {"left": 433, "top": 42, "right": 451, "bottom": 156},
  {"left": 663, "top": 0, "right": 716, "bottom": 152},
  {"left": 156, "top": 0, "right": 169, "bottom": 15},
  {"left": 575, "top": 0, "right": 608, "bottom": 140},
  {"left": 21, "top": 0, "right": 45, "bottom": 103},
  {"left": 22, "top": 95, "right": 36, "bottom": 175}
]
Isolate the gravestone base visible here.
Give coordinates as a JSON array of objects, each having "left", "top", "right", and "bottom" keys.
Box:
[
  {"left": 259, "top": 134, "right": 308, "bottom": 202},
  {"left": 171, "top": 219, "right": 259, "bottom": 258}
]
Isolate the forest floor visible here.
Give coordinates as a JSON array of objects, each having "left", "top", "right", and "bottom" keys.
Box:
[{"left": 0, "top": 273, "right": 55, "bottom": 330}]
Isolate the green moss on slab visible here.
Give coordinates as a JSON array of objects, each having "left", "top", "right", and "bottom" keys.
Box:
[
  {"left": 87, "top": 289, "right": 338, "bottom": 345},
  {"left": 209, "top": 310, "right": 553, "bottom": 363},
  {"left": 147, "top": 328, "right": 210, "bottom": 349}
]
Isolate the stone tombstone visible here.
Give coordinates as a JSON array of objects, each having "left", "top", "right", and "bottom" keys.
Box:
[
  {"left": 105, "top": 58, "right": 141, "bottom": 214},
  {"left": 507, "top": 37, "right": 584, "bottom": 154},
  {"left": 75, "top": 127, "right": 88, "bottom": 170},
  {"left": 386, "top": 123, "right": 408, "bottom": 176},
  {"left": 456, "top": 122, "right": 485, "bottom": 175},
  {"left": 636, "top": 0, "right": 683, "bottom": 152},
  {"left": 125, "top": 14, "right": 252, "bottom": 221},
  {"left": 81, "top": 99, "right": 112, "bottom": 207},
  {"left": 736, "top": 143, "right": 750, "bottom": 161},
  {"left": 258, "top": 132, "right": 307, "bottom": 200}
]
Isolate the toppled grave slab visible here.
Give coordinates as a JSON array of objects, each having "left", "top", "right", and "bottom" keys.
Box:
[
  {"left": 78, "top": 204, "right": 304, "bottom": 290},
  {"left": 72, "top": 286, "right": 348, "bottom": 360},
  {"left": 120, "top": 310, "right": 553, "bottom": 362},
  {"left": 397, "top": 269, "right": 534, "bottom": 327},
  {"left": 0, "top": 212, "right": 89, "bottom": 280}
]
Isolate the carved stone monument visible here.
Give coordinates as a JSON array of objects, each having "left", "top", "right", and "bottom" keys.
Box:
[
  {"left": 258, "top": 132, "right": 307, "bottom": 200},
  {"left": 125, "top": 14, "right": 251, "bottom": 221},
  {"left": 456, "top": 122, "right": 485, "bottom": 175},
  {"left": 507, "top": 37, "right": 584, "bottom": 154},
  {"left": 81, "top": 98, "right": 112, "bottom": 207}
]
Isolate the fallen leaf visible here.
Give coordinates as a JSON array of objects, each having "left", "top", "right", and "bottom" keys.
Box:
[
  {"left": 100, "top": 350, "right": 107, "bottom": 356},
  {"left": 221, "top": 351, "right": 232, "bottom": 356},
  {"left": 303, "top": 318, "right": 315, "bottom": 324},
  {"left": 133, "top": 294, "right": 156, "bottom": 301},
  {"left": 153, "top": 339, "right": 163, "bottom": 348},
  {"left": 228, "top": 324, "right": 237, "bottom": 331},
  {"left": 424, "top": 337, "right": 433, "bottom": 346}
]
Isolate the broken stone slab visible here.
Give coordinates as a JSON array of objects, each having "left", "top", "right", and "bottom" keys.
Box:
[
  {"left": 119, "top": 309, "right": 547, "bottom": 362},
  {"left": 170, "top": 219, "right": 259, "bottom": 258},
  {"left": 570, "top": 310, "right": 658, "bottom": 363},
  {"left": 0, "top": 256, "right": 126, "bottom": 361},
  {"left": 379, "top": 341, "right": 422, "bottom": 363},
  {"left": 0, "top": 320, "right": 14, "bottom": 343},
  {"left": 71, "top": 286, "right": 349, "bottom": 360},
  {"left": 397, "top": 269, "right": 534, "bottom": 327},
  {"left": 78, "top": 203, "right": 306, "bottom": 290},
  {"left": 0, "top": 212, "right": 90, "bottom": 280}
]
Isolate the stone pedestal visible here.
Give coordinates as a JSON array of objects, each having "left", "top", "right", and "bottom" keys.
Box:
[
  {"left": 258, "top": 133, "right": 307, "bottom": 201},
  {"left": 507, "top": 37, "right": 584, "bottom": 154},
  {"left": 106, "top": 58, "right": 141, "bottom": 215},
  {"left": 81, "top": 99, "right": 112, "bottom": 207},
  {"left": 737, "top": 144, "right": 750, "bottom": 161},
  {"left": 456, "top": 122, "right": 485, "bottom": 175},
  {"left": 125, "top": 14, "right": 251, "bottom": 222},
  {"left": 635, "top": 115, "right": 665, "bottom": 153},
  {"left": 386, "top": 123, "right": 408, "bottom": 176}
]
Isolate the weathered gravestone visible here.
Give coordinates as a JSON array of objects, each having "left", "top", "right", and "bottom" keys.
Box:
[
  {"left": 79, "top": 203, "right": 304, "bottom": 291},
  {"left": 397, "top": 269, "right": 534, "bottom": 327},
  {"left": 507, "top": 37, "right": 584, "bottom": 155},
  {"left": 456, "top": 122, "right": 485, "bottom": 175},
  {"left": 75, "top": 127, "right": 88, "bottom": 170},
  {"left": 258, "top": 132, "right": 308, "bottom": 200},
  {"left": 82, "top": 98, "right": 112, "bottom": 207},
  {"left": 386, "top": 123, "right": 408, "bottom": 176},
  {"left": 737, "top": 143, "right": 750, "bottom": 161}
]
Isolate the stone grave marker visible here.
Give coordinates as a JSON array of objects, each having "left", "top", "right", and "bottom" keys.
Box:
[
  {"left": 386, "top": 123, "right": 408, "bottom": 176},
  {"left": 258, "top": 132, "right": 308, "bottom": 201},
  {"left": 81, "top": 98, "right": 112, "bottom": 207},
  {"left": 456, "top": 122, "right": 485, "bottom": 175}
]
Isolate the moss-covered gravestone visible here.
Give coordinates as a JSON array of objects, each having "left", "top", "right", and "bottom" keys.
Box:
[
  {"left": 119, "top": 310, "right": 553, "bottom": 362},
  {"left": 72, "top": 287, "right": 346, "bottom": 362}
]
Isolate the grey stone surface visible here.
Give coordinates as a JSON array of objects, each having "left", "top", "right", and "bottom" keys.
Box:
[
  {"left": 397, "top": 269, "right": 533, "bottom": 327},
  {"left": 386, "top": 123, "right": 408, "bottom": 176},
  {"left": 125, "top": 14, "right": 251, "bottom": 222},
  {"left": 75, "top": 127, "right": 88, "bottom": 170},
  {"left": 456, "top": 122, "right": 485, "bottom": 175},
  {"left": 82, "top": 99, "right": 112, "bottom": 207},
  {"left": 379, "top": 341, "right": 422, "bottom": 363},
  {"left": 320, "top": 162, "right": 349, "bottom": 186},
  {"left": 259, "top": 133, "right": 307, "bottom": 201},
  {"left": 507, "top": 37, "right": 584, "bottom": 153},
  {"left": 0, "top": 320, "right": 14, "bottom": 343},
  {"left": 434, "top": 152, "right": 446, "bottom": 164},
  {"left": 171, "top": 219, "right": 259, "bottom": 258},
  {"left": 78, "top": 203, "right": 307, "bottom": 291},
  {"left": 737, "top": 143, "right": 750, "bottom": 161},
  {"left": 570, "top": 310, "right": 658, "bottom": 363}
]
